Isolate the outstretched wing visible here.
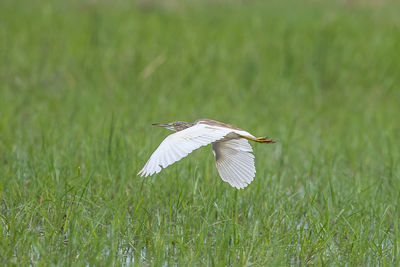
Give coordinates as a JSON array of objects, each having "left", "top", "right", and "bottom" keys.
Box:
[
  {"left": 212, "top": 138, "right": 256, "bottom": 189},
  {"left": 138, "top": 123, "right": 231, "bottom": 177}
]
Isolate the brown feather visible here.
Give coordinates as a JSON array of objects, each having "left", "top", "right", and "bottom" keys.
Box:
[{"left": 194, "top": 118, "right": 244, "bottom": 131}]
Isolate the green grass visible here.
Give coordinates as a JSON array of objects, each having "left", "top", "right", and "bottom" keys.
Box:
[{"left": 1, "top": 0, "right": 400, "bottom": 265}]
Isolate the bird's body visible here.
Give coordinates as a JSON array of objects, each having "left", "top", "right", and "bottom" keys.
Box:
[{"left": 138, "top": 119, "right": 275, "bottom": 189}]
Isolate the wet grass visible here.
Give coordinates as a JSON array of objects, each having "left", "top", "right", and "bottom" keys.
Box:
[{"left": 1, "top": 0, "right": 400, "bottom": 265}]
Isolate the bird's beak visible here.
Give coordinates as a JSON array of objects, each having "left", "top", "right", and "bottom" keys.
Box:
[
  {"left": 152, "top": 122, "right": 175, "bottom": 131},
  {"left": 152, "top": 123, "right": 171, "bottom": 128}
]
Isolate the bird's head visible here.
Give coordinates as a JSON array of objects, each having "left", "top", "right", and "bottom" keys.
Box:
[{"left": 152, "top": 121, "right": 193, "bottom": 132}]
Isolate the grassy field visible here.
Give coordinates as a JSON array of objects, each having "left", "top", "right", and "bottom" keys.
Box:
[{"left": 1, "top": 0, "right": 400, "bottom": 265}]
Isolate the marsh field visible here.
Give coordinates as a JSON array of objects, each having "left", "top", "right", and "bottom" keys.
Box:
[{"left": 1, "top": 0, "right": 400, "bottom": 265}]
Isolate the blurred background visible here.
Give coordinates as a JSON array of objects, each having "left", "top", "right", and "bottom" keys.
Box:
[{"left": 1, "top": 0, "right": 400, "bottom": 265}]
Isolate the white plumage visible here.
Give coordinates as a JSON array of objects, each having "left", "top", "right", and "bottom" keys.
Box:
[
  {"left": 212, "top": 138, "right": 255, "bottom": 189},
  {"left": 138, "top": 119, "right": 275, "bottom": 189}
]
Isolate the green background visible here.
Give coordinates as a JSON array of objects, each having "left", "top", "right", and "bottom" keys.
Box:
[{"left": 1, "top": 0, "right": 400, "bottom": 265}]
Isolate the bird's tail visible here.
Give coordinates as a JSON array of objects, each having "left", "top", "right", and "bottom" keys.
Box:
[{"left": 239, "top": 135, "right": 277, "bottom": 143}]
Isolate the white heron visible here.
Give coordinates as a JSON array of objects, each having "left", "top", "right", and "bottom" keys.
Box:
[{"left": 138, "top": 119, "right": 276, "bottom": 189}]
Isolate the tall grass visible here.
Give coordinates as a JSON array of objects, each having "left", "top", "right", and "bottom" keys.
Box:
[{"left": 1, "top": 0, "right": 400, "bottom": 265}]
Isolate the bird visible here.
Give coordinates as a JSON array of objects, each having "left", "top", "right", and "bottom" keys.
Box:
[{"left": 138, "top": 118, "right": 276, "bottom": 189}]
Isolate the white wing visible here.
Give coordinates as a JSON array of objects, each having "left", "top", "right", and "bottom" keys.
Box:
[
  {"left": 212, "top": 138, "right": 256, "bottom": 189},
  {"left": 138, "top": 123, "right": 232, "bottom": 177}
]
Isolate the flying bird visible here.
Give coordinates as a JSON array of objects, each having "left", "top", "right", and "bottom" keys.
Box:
[{"left": 138, "top": 119, "right": 276, "bottom": 189}]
